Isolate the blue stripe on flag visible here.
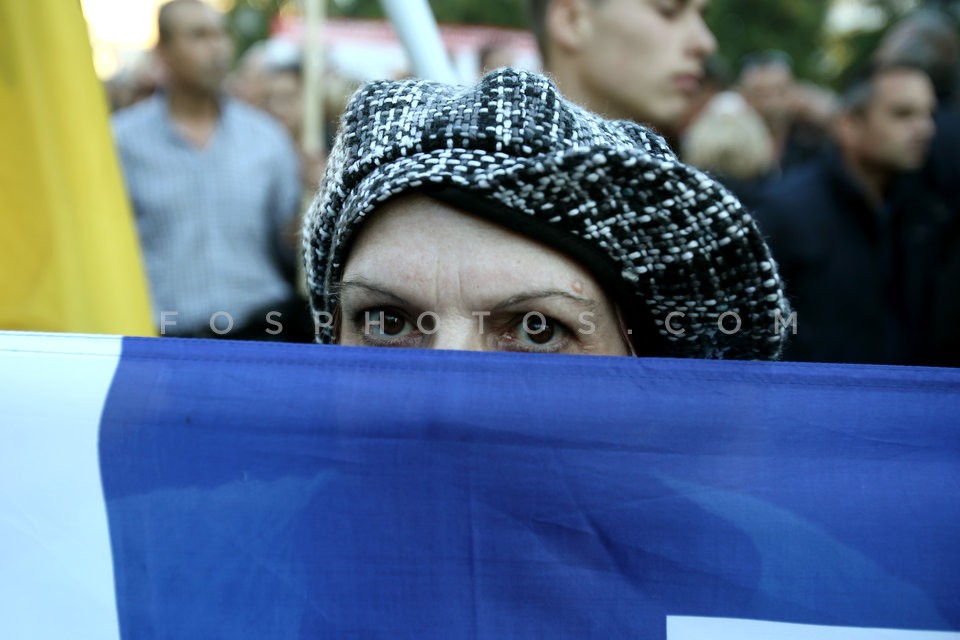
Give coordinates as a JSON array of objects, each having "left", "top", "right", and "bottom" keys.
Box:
[{"left": 99, "top": 337, "right": 960, "bottom": 638}]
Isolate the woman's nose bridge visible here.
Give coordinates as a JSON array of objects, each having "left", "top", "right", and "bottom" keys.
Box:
[{"left": 428, "top": 315, "right": 486, "bottom": 352}]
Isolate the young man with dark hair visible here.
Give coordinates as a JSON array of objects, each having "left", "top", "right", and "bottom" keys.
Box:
[{"left": 526, "top": 0, "right": 715, "bottom": 134}]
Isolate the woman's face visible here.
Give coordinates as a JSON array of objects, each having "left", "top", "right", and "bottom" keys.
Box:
[{"left": 336, "top": 195, "right": 631, "bottom": 356}]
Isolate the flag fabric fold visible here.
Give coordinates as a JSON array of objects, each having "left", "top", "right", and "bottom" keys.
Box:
[
  {"left": 1, "top": 332, "right": 959, "bottom": 638},
  {"left": 100, "top": 338, "right": 960, "bottom": 637}
]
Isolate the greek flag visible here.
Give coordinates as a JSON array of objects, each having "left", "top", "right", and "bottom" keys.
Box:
[{"left": 2, "top": 331, "right": 958, "bottom": 639}]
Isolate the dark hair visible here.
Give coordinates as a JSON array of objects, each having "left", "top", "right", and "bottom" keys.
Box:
[
  {"left": 525, "top": 0, "right": 551, "bottom": 66},
  {"left": 478, "top": 40, "right": 513, "bottom": 73},
  {"left": 738, "top": 50, "right": 793, "bottom": 79},
  {"left": 269, "top": 61, "right": 303, "bottom": 81},
  {"left": 157, "top": 0, "right": 206, "bottom": 45},
  {"left": 841, "top": 60, "right": 931, "bottom": 115},
  {"left": 704, "top": 54, "right": 733, "bottom": 89},
  {"left": 525, "top": 0, "right": 607, "bottom": 69}
]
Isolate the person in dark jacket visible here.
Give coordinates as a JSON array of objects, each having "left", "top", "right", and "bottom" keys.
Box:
[
  {"left": 875, "top": 9, "right": 960, "bottom": 366},
  {"left": 753, "top": 61, "right": 951, "bottom": 365}
]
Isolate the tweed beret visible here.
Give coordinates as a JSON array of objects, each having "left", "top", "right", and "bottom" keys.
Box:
[{"left": 303, "top": 68, "right": 789, "bottom": 359}]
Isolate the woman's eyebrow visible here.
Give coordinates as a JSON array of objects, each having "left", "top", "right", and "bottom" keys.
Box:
[
  {"left": 491, "top": 290, "right": 598, "bottom": 312},
  {"left": 335, "top": 279, "right": 411, "bottom": 306}
]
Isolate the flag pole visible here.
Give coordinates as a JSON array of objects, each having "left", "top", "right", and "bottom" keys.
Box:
[
  {"left": 379, "top": 0, "right": 459, "bottom": 83},
  {"left": 302, "top": 0, "right": 325, "bottom": 155}
]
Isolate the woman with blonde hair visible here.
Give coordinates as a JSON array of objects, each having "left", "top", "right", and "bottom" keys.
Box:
[{"left": 681, "top": 91, "right": 777, "bottom": 209}]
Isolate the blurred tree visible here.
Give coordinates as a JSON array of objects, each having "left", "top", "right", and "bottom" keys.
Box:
[
  {"left": 705, "top": 0, "right": 832, "bottom": 81},
  {"left": 430, "top": 0, "right": 526, "bottom": 26},
  {"left": 823, "top": 0, "right": 954, "bottom": 89},
  {"left": 234, "top": 0, "right": 952, "bottom": 90},
  {"left": 224, "top": 0, "right": 528, "bottom": 60},
  {"left": 227, "top": 0, "right": 287, "bottom": 58},
  {"left": 328, "top": 0, "right": 525, "bottom": 27},
  {"left": 326, "top": 0, "right": 834, "bottom": 79},
  {"left": 828, "top": 31, "right": 891, "bottom": 89},
  {"left": 328, "top": 0, "right": 380, "bottom": 20}
]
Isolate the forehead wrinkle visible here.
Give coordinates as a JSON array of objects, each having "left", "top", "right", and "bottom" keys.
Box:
[
  {"left": 434, "top": 249, "right": 444, "bottom": 314},
  {"left": 334, "top": 278, "right": 412, "bottom": 307},
  {"left": 491, "top": 290, "right": 599, "bottom": 313}
]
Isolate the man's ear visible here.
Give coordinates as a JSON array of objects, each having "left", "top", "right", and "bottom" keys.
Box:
[{"left": 546, "top": 0, "right": 595, "bottom": 54}]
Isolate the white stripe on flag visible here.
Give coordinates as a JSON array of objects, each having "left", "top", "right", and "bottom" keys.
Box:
[
  {"left": 0, "top": 332, "right": 121, "bottom": 640},
  {"left": 668, "top": 617, "right": 960, "bottom": 639}
]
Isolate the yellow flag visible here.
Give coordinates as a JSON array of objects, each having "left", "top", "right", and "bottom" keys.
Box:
[{"left": 0, "top": 0, "right": 155, "bottom": 336}]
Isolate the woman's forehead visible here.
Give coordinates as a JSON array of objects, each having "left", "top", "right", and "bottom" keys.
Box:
[{"left": 342, "top": 194, "right": 609, "bottom": 301}]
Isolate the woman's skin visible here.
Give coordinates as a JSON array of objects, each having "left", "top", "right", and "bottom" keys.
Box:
[{"left": 336, "top": 194, "right": 631, "bottom": 356}]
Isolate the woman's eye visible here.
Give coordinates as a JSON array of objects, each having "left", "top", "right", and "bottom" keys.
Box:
[
  {"left": 378, "top": 311, "right": 407, "bottom": 336},
  {"left": 521, "top": 314, "right": 556, "bottom": 345},
  {"left": 360, "top": 308, "right": 412, "bottom": 339},
  {"left": 507, "top": 313, "right": 570, "bottom": 351}
]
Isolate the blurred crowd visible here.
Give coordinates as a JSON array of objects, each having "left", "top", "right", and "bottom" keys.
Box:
[
  {"left": 676, "top": 11, "right": 960, "bottom": 366},
  {"left": 104, "top": 0, "right": 959, "bottom": 366}
]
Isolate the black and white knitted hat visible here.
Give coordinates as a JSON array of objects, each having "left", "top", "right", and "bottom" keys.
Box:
[{"left": 303, "top": 68, "right": 789, "bottom": 359}]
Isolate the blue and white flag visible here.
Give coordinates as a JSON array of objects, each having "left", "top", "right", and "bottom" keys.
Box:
[{"left": 2, "top": 331, "right": 959, "bottom": 639}]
